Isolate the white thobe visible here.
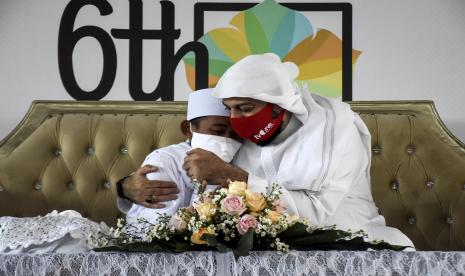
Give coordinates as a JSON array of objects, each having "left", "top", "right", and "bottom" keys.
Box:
[
  {"left": 117, "top": 142, "right": 195, "bottom": 224},
  {"left": 234, "top": 92, "right": 414, "bottom": 248}
]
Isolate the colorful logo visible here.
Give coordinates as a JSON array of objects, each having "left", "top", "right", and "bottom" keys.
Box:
[{"left": 183, "top": 0, "right": 361, "bottom": 98}]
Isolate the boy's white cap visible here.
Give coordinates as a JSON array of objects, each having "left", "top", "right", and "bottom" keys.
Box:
[{"left": 187, "top": 88, "right": 230, "bottom": 120}]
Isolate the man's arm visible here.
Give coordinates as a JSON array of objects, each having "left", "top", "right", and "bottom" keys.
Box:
[
  {"left": 118, "top": 165, "right": 179, "bottom": 209},
  {"left": 116, "top": 152, "right": 180, "bottom": 213},
  {"left": 183, "top": 148, "right": 248, "bottom": 186},
  {"left": 123, "top": 152, "right": 188, "bottom": 224}
]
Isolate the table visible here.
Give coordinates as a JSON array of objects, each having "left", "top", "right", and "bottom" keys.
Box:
[{"left": 0, "top": 250, "right": 464, "bottom": 275}]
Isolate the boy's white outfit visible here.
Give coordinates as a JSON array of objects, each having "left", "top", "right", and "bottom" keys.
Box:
[{"left": 117, "top": 89, "right": 241, "bottom": 224}]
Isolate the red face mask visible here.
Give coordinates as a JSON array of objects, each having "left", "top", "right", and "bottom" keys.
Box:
[{"left": 231, "top": 103, "right": 285, "bottom": 144}]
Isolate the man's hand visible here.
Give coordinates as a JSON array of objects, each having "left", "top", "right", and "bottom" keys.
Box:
[
  {"left": 183, "top": 148, "right": 248, "bottom": 186},
  {"left": 122, "top": 165, "right": 179, "bottom": 208}
]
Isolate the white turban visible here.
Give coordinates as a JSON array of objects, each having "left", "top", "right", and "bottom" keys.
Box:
[
  {"left": 213, "top": 53, "right": 308, "bottom": 122},
  {"left": 187, "top": 88, "right": 230, "bottom": 121}
]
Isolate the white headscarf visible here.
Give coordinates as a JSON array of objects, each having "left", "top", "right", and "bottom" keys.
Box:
[
  {"left": 187, "top": 88, "right": 230, "bottom": 120},
  {"left": 213, "top": 53, "right": 308, "bottom": 122}
]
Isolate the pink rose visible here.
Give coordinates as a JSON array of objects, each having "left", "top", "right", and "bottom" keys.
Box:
[
  {"left": 272, "top": 199, "right": 287, "bottom": 214},
  {"left": 237, "top": 214, "right": 259, "bottom": 235},
  {"left": 168, "top": 213, "right": 187, "bottom": 231},
  {"left": 220, "top": 194, "right": 247, "bottom": 216}
]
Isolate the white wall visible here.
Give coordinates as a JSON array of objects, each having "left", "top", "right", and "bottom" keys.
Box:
[{"left": 1, "top": 0, "right": 464, "bottom": 142}]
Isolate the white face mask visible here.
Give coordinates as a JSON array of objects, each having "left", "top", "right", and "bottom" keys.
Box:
[{"left": 190, "top": 131, "right": 242, "bottom": 163}]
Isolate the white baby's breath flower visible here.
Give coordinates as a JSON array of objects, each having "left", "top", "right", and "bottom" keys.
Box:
[{"left": 113, "top": 229, "right": 121, "bottom": 238}]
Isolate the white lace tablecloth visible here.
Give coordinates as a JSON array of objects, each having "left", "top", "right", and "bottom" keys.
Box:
[
  {"left": 1, "top": 212, "right": 463, "bottom": 275},
  {"left": 0, "top": 250, "right": 464, "bottom": 276}
]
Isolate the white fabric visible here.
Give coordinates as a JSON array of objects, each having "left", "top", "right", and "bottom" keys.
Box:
[
  {"left": 213, "top": 53, "right": 309, "bottom": 122},
  {"left": 187, "top": 88, "right": 230, "bottom": 121},
  {"left": 0, "top": 210, "right": 108, "bottom": 254},
  {"left": 191, "top": 132, "right": 242, "bottom": 163},
  {"left": 119, "top": 142, "right": 195, "bottom": 225},
  {"left": 232, "top": 91, "right": 414, "bottom": 248}
]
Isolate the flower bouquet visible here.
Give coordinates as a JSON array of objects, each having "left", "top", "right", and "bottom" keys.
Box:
[{"left": 91, "top": 182, "right": 407, "bottom": 258}]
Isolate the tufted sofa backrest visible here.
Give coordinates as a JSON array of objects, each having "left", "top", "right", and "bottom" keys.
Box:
[
  {"left": 0, "top": 102, "right": 187, "bottom": 225},
  {"left": 0, "top": 100, "right": 464, "bottom": 250},
  {"left": 355, "top": 102, "right": 465, "bottom": 251}
]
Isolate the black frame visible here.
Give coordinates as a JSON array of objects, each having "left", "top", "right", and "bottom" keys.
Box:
[{"left": 193, "top": 2, "right": 353, "bottom": 101}]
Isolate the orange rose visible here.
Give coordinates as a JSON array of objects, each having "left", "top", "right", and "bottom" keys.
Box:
[{"left": 191, "top": 228, "right": 215, "bottom": 245}]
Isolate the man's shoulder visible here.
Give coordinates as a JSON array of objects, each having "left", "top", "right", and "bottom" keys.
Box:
[{"left": 311, "top": 93, "right": 352, "bottom": 114}]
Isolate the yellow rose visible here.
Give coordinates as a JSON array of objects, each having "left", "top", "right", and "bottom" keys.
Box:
[
  {"left": 245, "top": 191, "right": 266, "bottom": 212},
  {"left": 195, "top": 202, "right": 217, "bottom": 220},
  {"left": 228, "top": 181, "right": 247, "bottom": 196},
  {"left": 191, "top": 227, "right": 215, "bottom": 245},
  {"left": 266, "top": 211, "right": 282, "bottom": 223}
]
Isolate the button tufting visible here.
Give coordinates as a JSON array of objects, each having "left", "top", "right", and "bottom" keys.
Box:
[
  {"left": 372, "top": 145, "right": 381, "bottom": 155},
  {"left": 87, "top": 147, "right": 95, "bottom": 155},
  {"left": 408, "top": 217, "right": 416, "bottom": 225},
  {"left": 68, "top": 182, "right": 75, "bottom": 190},
  {"left": 103, "top": 181, "right": 111, "bottom": 190},
  {"left": 33, "top": 181, "right": 42, "bottom": 190},
  {"left": 54, "top": 149, "right": 62, "bottom": 156},
  {"left": 426, "top": 180, "right": 434, "bottom": 189},
  {"left": 120, "top": 147, "right": 128, "bottom": 155},
  {"left": 446, "top": 217, "right": 454, "bottom": 225},
  {"left": 391, "top": 181, "right": 399, "bottom": 190},
  {"left": 407, "top": 145, "right": 415, "bottom": 155},
  {"left": 0, "top": 185, "right": 4, "bottom": 192}
]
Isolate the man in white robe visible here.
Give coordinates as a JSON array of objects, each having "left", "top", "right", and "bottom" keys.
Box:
[
  {"left": 117, "top": 88, "right": 242, "bottom": 224},
  {"left": 183, "top": 53, "right": 414, "bottom": 248}
]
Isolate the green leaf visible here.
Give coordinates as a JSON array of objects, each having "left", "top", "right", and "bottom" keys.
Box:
[
  {"left": 93, "top": 246, "right": 122, "bottom": 252},
  {"left": 233, "top": 229, "right": 254, "bottom": 260},
  {"left": 174, "top": 241, "right": 196, "bottom": 252},
  {"left": 277, "top": 222, "right": 310, "bottom": 240},
  {"left": 281, "top": 228, "right": 409, "bottom": 251},
  {"left": 94, "top": 241, "right": 172, "bottom": 253},
  {"left": 201, "top": 234, "right": 230, "bottom": 252},
  {"left": 284, "top": 229, "right": 353, "bottom": 248}
]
